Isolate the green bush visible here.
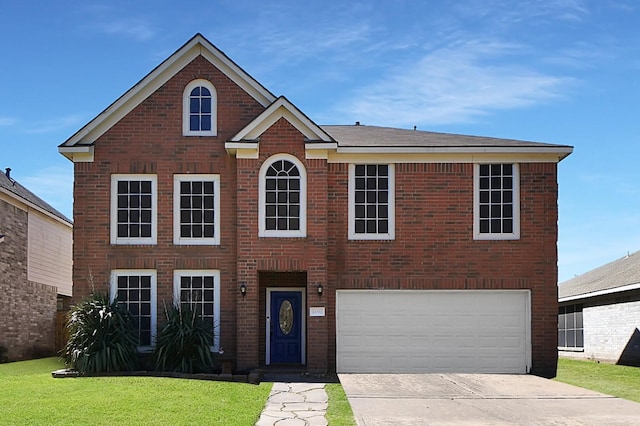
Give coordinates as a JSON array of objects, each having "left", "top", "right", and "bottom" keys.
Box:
[
  {"left": 62, "top": 292, "right": 139, "bottom": 374},
  {"left": 153, "top": 303, "right": 214, "bottom": 374}
]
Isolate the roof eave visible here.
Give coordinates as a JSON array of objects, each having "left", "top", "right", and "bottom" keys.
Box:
[
  {"left": 336, "top": 145, "right": 573, "bottom": 158},
  {"left": 58, "top": 145, "right": 95, "bottom": 163},
  {"left": 559, "top": 282, "right": 640, "bottom": 302}
]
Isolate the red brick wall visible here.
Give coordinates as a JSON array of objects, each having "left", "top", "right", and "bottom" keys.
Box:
[
  {"left": 235, "top": 118, "right": 329, "bottom": 372},
  {"left": 326, "top": 162, "right": 559, "bottom": 377},
  {"left": 71, "top": 55, "right": 265, "bottom": 360}
]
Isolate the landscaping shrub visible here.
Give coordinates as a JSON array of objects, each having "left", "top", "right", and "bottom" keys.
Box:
[
  {"left": 153, "top": 303, "right": 214, "bottom": 374},
  {"left": 0, "top": 345, "right": 8, "bottom": 363},
  {"left": 62, "top": 292, "right": 139, "bottom": 374}
]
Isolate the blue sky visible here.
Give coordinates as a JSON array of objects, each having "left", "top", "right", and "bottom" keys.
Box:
[{"left": 1, "top": 1, "right": 638, "bottom": 282}]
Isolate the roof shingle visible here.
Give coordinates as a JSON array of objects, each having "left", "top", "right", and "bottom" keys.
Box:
[
  {"left": 0, "top": 171, "right": 71, "bottom": 224},
  {"left": 558, "top": 250, "right": 640, "bottom": 299}
]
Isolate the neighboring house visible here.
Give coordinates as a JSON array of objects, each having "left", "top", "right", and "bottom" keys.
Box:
[
  {"left": 58, "top": 34, "right": 572, "bottom": 378},
  {"left": 0, "top": 168, "right": 72, "bottom": 361},
  {"left": 558, "top": 251, "right": 640, "bottom": 366}
]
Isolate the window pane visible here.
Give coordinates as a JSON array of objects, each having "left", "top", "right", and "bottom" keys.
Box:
[
  {"left": 477, "top": 164, "right": 516, "bottom": 235},
  {"left": 201, "top": 99, "right": 212, "bottom": 114},
  {"left": 201, "top": 115, "right": 211, "bottom": 131}
]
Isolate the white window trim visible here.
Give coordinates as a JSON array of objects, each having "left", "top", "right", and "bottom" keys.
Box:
[
  {"left": 110, "top": 269, "right": 157, "bottom": 352},
  {"left": 173, "top": 270, "right": 221, "bottom": 352},
  {"left": 182, "top": 79, "right": 217, "bottom": 136},
  {"left": 173, "top": 174, "right": 221, "bottom": 245},
  {"left": 110, "top": 174, "right": 158, "bottom": 245},
  {"left": 348, "top": 163, "right": 395, "bottom": 240},
  {"left": 258, "top": 153, "right": 307, "bottom": 238},
  {"left": 473, "top": 163, "right": 520, "bottom": 240}
]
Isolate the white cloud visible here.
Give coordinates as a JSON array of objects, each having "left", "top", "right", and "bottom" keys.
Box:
[
  {"left": 0, "top": 117, "right": 17, "bottom": 126},
  {"left": 25, "top": 115, "right": 85, "bottom": 135},
  {"left": 98, "top": 18, "right": 155, "bottom": 41},
  {"left": 338, "top": 39, "right": 574, "bottom": 127},
  {"left": 21, "top": 166, "right": 73, "bottom": 219}
]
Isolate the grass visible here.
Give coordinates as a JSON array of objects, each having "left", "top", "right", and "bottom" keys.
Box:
[
  {"left": 326, "top": 383, "right": 357, "bottom": 425},
  {"left": 0, "top": 358, "right": 271, "bottom": 425},
  {"left": 555, "top": 358, "right": 640, "bottom": 403}
]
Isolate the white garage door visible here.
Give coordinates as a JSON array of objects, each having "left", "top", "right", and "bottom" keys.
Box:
[{"left": 336, "top": 290, "right": 530, "bottom": 374}]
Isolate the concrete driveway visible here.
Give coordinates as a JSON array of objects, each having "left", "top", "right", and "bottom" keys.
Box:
[{"left": 339, "top": 373, "right": 640, "bottom": 425}]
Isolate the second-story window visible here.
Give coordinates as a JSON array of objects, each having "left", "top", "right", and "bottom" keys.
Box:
[
  {"left": 183, "top": 79, "right": 217, "bottom": 136},
  {"left": 258, "top": 154, "right": 307, "bottom": 238},
  {"left": 348, "top": 164, "right": 395, "bottom": 240},
  {"left": 173, "top": 174, "right": 220, "bottom": 245},
  {"left": 110, "top": 174, "right": 157, "bottom": 245},
  {"left": 473, "top": 163, "right": 520, "bottom": 240}
]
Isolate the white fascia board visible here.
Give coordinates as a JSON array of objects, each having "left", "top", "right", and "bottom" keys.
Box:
[
  {"left": 198, "top": 42, "right": 275, "bottom": 107},
  {"left": 230, "top": 98, "right": 333, "bottom": 142},
  {"left": 58, "top": 145, "right": 94, "bottom": 162},
  {"left": 326, "top": 151, "right": 570, "bottom": 164},
  {"left": 559, "top": 282, "right": 640, "bottom": 303},
  {"left": 305, "top": 142, "right": 338, "bottom": 150},
  {"left": 336, "top": 145, "right": 572, "bottom": 157},
  {"left": 224, "top": 142, "right": 259, "bottom": 158}
]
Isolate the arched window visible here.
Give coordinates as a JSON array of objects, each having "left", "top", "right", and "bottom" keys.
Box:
[
  {"left": 258, "top": 154, "right": 307, "bottom": 237},
  {"left": 183, "top": 79, "right": 217, "bottom": 136}
]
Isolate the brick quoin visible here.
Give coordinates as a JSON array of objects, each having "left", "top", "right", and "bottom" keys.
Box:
[{"left": 68, "top": 37, "right": 566, "bottom": 378}]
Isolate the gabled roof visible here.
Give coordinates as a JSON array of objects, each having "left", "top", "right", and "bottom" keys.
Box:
[
  {"left": 322, "top": 125, "right": 573, "bottom": 159},
  {"left": 559, "top": 250, "right": 640, "bottom": 302},
  {"left": 0, "top": 171, "right": 72, "bottom": 225},
  {"left": 225, "top": 96, "right": 336, "bottom": 157},
  {"left": 59, "top": 33, "right": 277, "bottom": 161}
]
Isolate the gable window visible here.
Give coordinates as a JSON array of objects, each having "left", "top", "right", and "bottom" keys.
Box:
[
  {"left": 183, "top": 79, "right": 217, "bottom": 136},
  {"left": 348, "top": 164, "right": 395, "bottom": 240},
  {"left": 174, "top": 270, "right": 220, "bottom": 351},
  {"left": 174, "top": 174, "right": 220, "bottom": 245},
  {"left": 111, "top": 175, "right": 157, "bottom": 245},
  {"left": 558, "top": 304, "right": 584, "bottom": 350},
  {"left": 258, "top": 154, "right": 307, "bottom": 237},
  {"left": 473, "top": 163, "right": 520, "bottom": 240},
  {"left": 111, "top": 270, "right": 157, "bottom": 350}
]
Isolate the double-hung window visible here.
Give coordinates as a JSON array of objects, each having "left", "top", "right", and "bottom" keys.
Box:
[
  {"left": 258, "top": 154, "right": 307, "bottom": 237},
  {"left": 174, "top": 174, "right": 220, "bottom": 245},
  {"left": 174, "top": 270, "right": 220, "bottom": 351},
  {"left": 473, "top": 163, "right": 520, "bottom": 240},
  {"left": 183, "top": 79, "right": 217, "bottom": 136},
  {"left": 558, "top": 305, "right": 584, "bottom": 350},
  {"left": 111, "top": 270, "right": 157, "bottom": 350},
  {"left": 111, "top": 175, "right": 157, "bottom": 245},
  {"left": 348, "top": 164, "right": 395, "bottom": 240}
]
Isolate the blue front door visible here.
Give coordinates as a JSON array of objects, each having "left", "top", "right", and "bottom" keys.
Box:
[{"left": 269, "top": 290, "right": 303, "bottom": 364}]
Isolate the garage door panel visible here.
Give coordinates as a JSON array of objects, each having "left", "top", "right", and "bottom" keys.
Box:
[{"left": 336, "top": 290, "right": 530, "bottom": 374}]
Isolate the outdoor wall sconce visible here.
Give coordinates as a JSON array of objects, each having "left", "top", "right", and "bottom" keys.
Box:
[
  {"left": 317, "top": 284, "right": 323, "bottom": 297},
  {"left": 240, "top": 283, "right": 247, "bottom": 298}
]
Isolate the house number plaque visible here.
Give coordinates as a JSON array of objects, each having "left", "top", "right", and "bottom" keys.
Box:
[{"left": 309, "top": 307, "right": 325, "bottom": 317}]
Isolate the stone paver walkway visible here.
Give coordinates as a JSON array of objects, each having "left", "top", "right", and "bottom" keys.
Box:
[{"left": 255, "top": 382, "right": 328, "bottom": 426}]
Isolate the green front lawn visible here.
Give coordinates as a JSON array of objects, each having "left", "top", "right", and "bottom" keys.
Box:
[
  {"left": 0, "top": 358, "right": 271, "bottom": 425},
  {"left": 555, "top": 358, "right": 640, "bottom": 403},
  {"left": 325, "top": 383, "right": 357, "bottom": 425}
]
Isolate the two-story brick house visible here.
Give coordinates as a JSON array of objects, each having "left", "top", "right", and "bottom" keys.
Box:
[{"left": 59, "top": 34, "right": 572, "bottom": 378}]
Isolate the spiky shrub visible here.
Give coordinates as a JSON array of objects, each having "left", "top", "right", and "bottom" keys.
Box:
[
  {"left": 62, "top": 292, "right": 139, "bottom": 374},
  {"left": 153, "top": 303, "right": 214, "bottom": 374}
]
